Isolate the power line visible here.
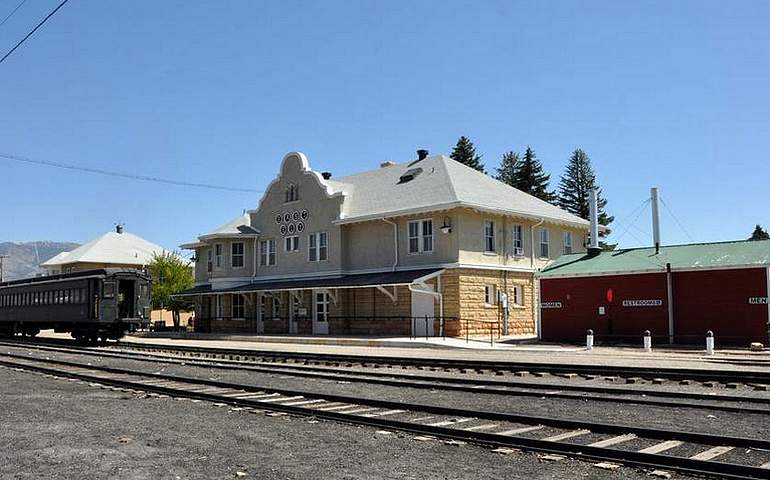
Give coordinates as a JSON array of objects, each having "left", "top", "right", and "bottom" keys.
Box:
[
  {"left": 0, "top": 0, "right": 28, "bottom": 29},
  {"left": 610, "top": 198, "right": 651, "bottom": 245},
  {"left": 0, "top": 0, "right": 69, "bottom": 66},
  {"left": 0, "top": 152, "right": 262, "bottom": 193}
]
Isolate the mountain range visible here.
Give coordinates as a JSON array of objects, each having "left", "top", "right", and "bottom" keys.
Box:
[{"left": 0, "top": 241, "right": 80, "bottom": 281}]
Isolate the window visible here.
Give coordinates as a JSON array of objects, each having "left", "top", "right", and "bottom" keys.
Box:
[
  {"left": 539, "top": 228, "right": 550, "bottom": 258},
  {"left": 285, "top": 184, "right": 298, "bottom": 203},
  {"left": 259, "top": 239, "right": 276, "bottom": 266},
  {"left": 512, "top": 224, "right": 524, "bottom": 256},
  {"left": 215, "top": 244, "right": 223, "bottom": 268},
  {"left": 285, "top": 236, "right": 299, "bottom": 252},
  {"left": 484, "top": 285, "right": 496, "bottom": 305},
  {"left": 484, "top": 221, "right": 496, "bottom": 252},
  {"left": 512, "top": 285, "right": 524, "bottom": 306},
  {"left": 408, "top": 219, "right": 434, "bottom": 254},
  {"left": 309, "top": 232, "right": 328, "bottom": 262},
  {"left": 563, "top": 231, "right": 573, "bottom": 254},
  {"left": 231, "top": 242, "right": 245, "bottom": 268},
  {"left": 207, "top": 249, "right": 213, "bottom": 273},
  {"left": 231, "top": 294, "right": 245, "bottom": 319},
  {"left": 272, "top": 295, "right": 281, "bottom": 318}
]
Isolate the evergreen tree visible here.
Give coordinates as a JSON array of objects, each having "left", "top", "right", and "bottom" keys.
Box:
[
  {"left": 749, "top": 225, "right": 770, "bottom": 241},
  {"left": 450, "top": 136, "right": 485, "bottom": 173},
  {"left": 556, "top": 148, "right": 614, "bottom": 237},
  {"left": 495, "top": 151, "right": 520, "bottom": 186},
  {"left": 512, "top": 146, "right": 555, "bottom": 202}
]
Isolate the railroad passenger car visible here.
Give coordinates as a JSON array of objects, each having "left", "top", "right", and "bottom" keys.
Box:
[{"left": 0, "top": 268, "right": 151, "bottom": 342}]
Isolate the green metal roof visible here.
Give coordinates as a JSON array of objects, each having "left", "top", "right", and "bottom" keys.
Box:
[{"left": 538, "top": 239, "right": 770, "bottom": 278}]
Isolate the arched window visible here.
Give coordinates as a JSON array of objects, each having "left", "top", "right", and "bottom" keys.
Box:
[{"left": 285, "top": 184, "right": 298, "bottom": 203}]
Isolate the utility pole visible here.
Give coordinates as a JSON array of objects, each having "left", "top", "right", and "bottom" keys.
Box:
[{"left": 0, "top": 255, "right": 8, "bottom": 283}]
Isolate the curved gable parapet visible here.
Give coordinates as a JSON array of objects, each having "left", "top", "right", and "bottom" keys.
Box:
[{"left": 252, "top": 151, "right": 347, "bottom": 215}]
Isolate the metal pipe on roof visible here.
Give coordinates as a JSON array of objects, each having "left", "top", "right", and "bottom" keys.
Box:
[
  {"left": 651, "top": 187, "right": 661, "bottom": 254},
  {"left": 588, "top": 188, "right": 600, "bottom": 252}
]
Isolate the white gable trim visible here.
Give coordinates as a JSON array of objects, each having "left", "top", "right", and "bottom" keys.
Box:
[{"left": 248, "top": 152, "right": 347, "bottom": 216}]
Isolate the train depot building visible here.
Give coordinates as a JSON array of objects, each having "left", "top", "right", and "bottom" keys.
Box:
[
  {"left": 178, "top": 151, "right": 590, "bottom": 337},
  {"left": 538, "top": 239, "right": 770, "bottom": 345}
]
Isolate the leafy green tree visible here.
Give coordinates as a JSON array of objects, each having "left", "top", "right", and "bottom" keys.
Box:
[
  {"left": 495, "top": 151, "right": 520, "bottom": 186},
  {"left": 450, "top": 136, "right": 485, "bottom": 173},
  {"left": 147, "top": 252, "right": 194, "bottom": 328},
  {"left": 513, "top": 146, "right": 554, "bottom": 202},
  {"left": 556, "top": 148, "right": 614, "bottom": 237},
  {"left": 749, "top": 225, "right": 770, "bottom": 241}
]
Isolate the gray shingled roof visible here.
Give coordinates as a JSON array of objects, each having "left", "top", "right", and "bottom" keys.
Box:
[{"left": 334, "top": 155, "right": 589, "bottom": 227}]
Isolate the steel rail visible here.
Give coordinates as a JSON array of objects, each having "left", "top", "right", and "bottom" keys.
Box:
[
  {"left": 0, "top": 352, "right": 768, "bottom": 479},
  {"left": 1, "top": 340, "right": 768, "bottom": 415}
]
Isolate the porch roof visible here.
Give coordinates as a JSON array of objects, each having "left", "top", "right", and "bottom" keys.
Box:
[{"left": 175, "top": 268, "right": 444, "bottom": 297}]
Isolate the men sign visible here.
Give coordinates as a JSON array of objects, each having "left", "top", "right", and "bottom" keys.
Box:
[{"left": 749, "top": 297, "right": 769, "bottom": 305}]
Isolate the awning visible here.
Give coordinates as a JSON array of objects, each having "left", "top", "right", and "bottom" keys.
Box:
[{"left": 174, "top": 268, "right": 443, "bottom": 297}]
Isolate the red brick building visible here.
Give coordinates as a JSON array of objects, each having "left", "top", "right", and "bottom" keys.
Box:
[{"left": 538, "top": 240, "right": 770, "bottom": 346}]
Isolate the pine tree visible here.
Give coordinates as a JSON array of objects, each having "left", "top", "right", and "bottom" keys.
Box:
[
  {"left": 450, "top": 136, "right": 485, "bottom": 173},
  {"left": 495, "top": 151, "right": 519, "bottom": 186},
  {"left": 556, "top": 148, "right": 614, "bottom": 236},
  {"left": 513, "top": 146, "right": 555, "bottom": 202},
  {"left": 749, "top": 225, "right": 770, "bottom": 241}
]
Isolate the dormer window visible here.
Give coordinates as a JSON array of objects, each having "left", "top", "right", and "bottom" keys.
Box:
[{"left": 285, "top": 184, "right": 299, "bottom": 203}]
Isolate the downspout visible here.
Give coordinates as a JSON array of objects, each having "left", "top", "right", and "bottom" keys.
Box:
[
  {"left": 530, "top": 217, "right": 545, "bottom": 339},
  {"left": 381, "top": 218, "right": 398, "bottom": 271},
  {"left": 666, "top": 262, "right": 674, "bottom": 344},
  {"left": 530, "top": 218, "right": 545, "bottom": 268},
  {"left": 252, "top": 235, "right": 259, "bottom": 282}
]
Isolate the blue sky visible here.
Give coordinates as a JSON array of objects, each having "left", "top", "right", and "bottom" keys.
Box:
[{"left": 1, "top": 0, "right": 768, "bottom": 253}]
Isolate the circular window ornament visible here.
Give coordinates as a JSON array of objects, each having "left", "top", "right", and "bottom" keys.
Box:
[
  {"left": 288, "top": 223, "right": 296, "bottom": 234},
  {"left": 296, "top": 221, "right": 305, "bottom": 233},
  {"left": 292, "top": 211, "right": 300, "bottom": 221},
  {"left": 275, "top": 214, "right": 283, "bottom": 224},
  {"left": 279, "top": 224, "right": 288, "bottom": 236},
  {"left": 283, "top": 212, "right": 291, "bottom": 223},
  {"left": 300, "top": 209, "right": 309, "bottom": 220}
]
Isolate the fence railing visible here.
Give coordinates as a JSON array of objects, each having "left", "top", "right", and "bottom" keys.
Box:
[{"left": 193, "top": 315, "right": 501, "bottom": 344}]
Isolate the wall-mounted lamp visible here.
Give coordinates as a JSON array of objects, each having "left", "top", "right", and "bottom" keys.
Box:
[
  {"left": 190, "top": 256, "right": 198, "bottom": 262},
  {"left": 440, "top": 216, "right": 452, "bottom": 234}
]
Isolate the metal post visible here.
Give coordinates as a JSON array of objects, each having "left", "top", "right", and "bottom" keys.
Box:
[
  {"left": 424, "top": 315, "right": 428, "bottom": 341},
  {"left": 651, "top": 187, "right": 661, "bottom": 254},
  {"left": 706, "top": 330, "right": 715, "bottom": 356},
  {"left": 442, "top": 317, "right": 445, "bottom": 341},
  {"left": 466, "top": 319, "right": 469, "bottom": 344},
  {"left": 643, "top": 330, "right": 652, "bottom": 352},
  {"left": 490, "top": 322, "right": 493, "bottom": 346},
  {"left": 586, "top": 329, "right": 594, "bottom": 351}
]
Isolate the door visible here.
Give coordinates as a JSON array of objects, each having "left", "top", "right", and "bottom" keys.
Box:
[
  {"left": 313, "top": 291, "right": 329, "bottom": 335},
  {"left": 411, "top": 286, "right": 435, "bottom": 337}
]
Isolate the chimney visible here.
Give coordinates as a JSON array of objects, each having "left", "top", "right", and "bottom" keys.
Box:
[
  {"left": 417, "top": 149, "right": 429, "bottom": 160},
  {"left": 116, "top": 224, "right": 124, "bottom": 234},
  {"left": 380, "top": 161, "right": 397, "bottom": 168},
  {"left": 587, "top": 188, "right": 601, "bottom": 255},
  {"left": 321, "top": 172, "right": 332, "bottom": 180},
  {"left": 651, "top": 187, "right": 661, "bottom": 254}
]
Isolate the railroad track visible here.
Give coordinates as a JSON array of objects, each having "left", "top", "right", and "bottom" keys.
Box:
[
  {"left": 1, "top": 351, "right": 769, "bottom": 479},
  {"left": 2, "top": 339, "right": 770, "bottom": 415}
]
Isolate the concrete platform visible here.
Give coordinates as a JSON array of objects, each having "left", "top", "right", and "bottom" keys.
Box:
[
  {"left": 129, "top": 331, "right": 547, "bottom": 351},
  {"left": 34, "top": 331, "right": 770, "bottom": 372}
]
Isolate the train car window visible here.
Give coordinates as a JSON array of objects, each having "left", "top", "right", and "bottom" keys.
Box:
[{"left": 103, "top": 282, "right": 115, "bottom": 298}]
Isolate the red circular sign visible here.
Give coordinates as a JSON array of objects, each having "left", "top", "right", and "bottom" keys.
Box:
[{"left": 606, "top": 288, "right": 614, "bottom": 303}]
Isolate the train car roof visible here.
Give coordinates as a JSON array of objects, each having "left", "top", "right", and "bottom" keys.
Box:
[{"left": 0, "top": 268, "right": 150, "bottom": 288}]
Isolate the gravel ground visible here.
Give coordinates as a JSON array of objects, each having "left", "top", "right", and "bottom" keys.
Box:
[
  {"left": 4, "top": 345, "right": 769, "bottom": 440},
  {"left": 0, "top": 367, "right": 699, "bottom": 480}
]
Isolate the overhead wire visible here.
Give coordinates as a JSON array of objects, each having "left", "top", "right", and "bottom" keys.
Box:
[
  {"left": 0, "top": 152, "right": 262, "bottom": 193},
  {"left": 660, "top": 195, "right": 696, "bottom": 243},
  {"left": 0, "top": 0, "right": 70, "bottom": 65},
  {"left": 609, "top": 197, "right": 652, "bottom": 245},
  {"left": 0, "top": 0, "right": 28, "bottom": 29}
]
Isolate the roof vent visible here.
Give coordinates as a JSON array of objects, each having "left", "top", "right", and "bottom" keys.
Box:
[
  {"left": 398, "top": 167, "right": 423, "bottom": 184},
  {"left": 417, "top": 149, "right": 429, "bottom": 160},
  {"left": 380, "top": 161, "right": 397, "bottom": 168},
  {"left": 116, "top": 224, "right": 124, "bottom": 234},
  {"left": 321, "top": 172, "right": 332, "bottom": 180}
]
